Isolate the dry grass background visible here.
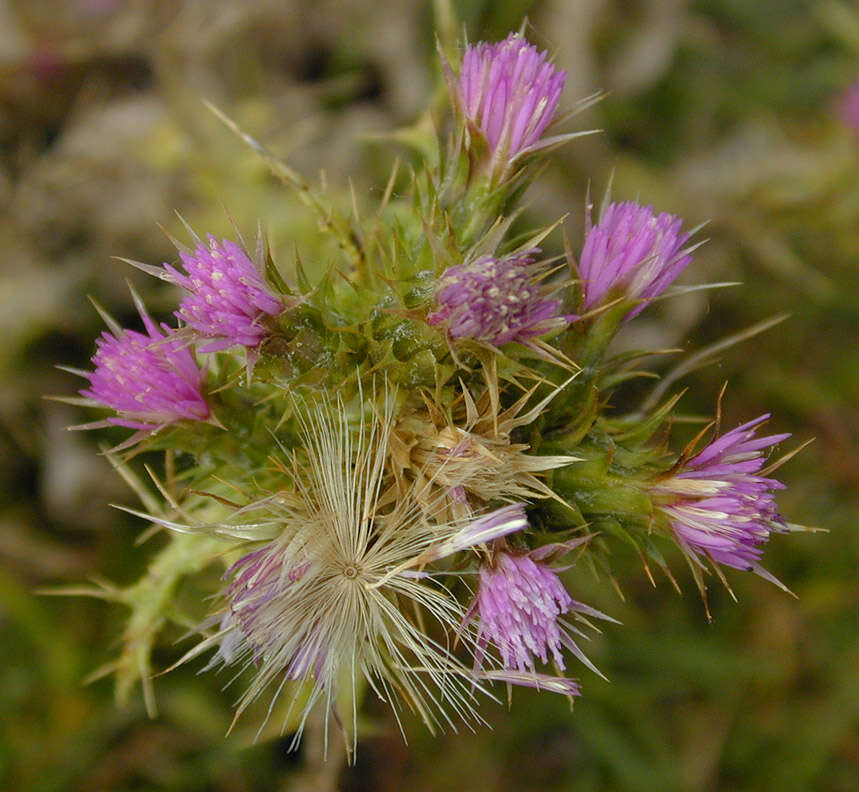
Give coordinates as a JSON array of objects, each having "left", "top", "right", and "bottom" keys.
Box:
[{"left": 1, "top": 1, "right": 857, "bottom": 790}]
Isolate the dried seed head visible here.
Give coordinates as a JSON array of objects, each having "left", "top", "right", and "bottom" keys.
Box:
[{"left": 187, "top": 390, "right": 531, "bottom": 754}]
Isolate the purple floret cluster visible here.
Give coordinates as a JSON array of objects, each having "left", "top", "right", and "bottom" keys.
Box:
[
  {"left": 579, "top": 201, "right": 693, "bottom": 317},
  {"left": 80, "top": 305, "right": 209, "bottom": 430},
  {"left": 653, "top": 415, "right": 791, "bottom": 581},
  {"left": 459, "top": 33, "right": 567, "bottom": 162},
  {"left": 427, "top": 249, "right": 566, "bottom": 346},
  {"left": 166, "top": 236, "right": 283, "bottom": 352},
  {"left": 474, "top": 551, "right": 573, "bottom": 671},
  {"left": 81, "top": 236, "right": 282, "bottom": 432}
]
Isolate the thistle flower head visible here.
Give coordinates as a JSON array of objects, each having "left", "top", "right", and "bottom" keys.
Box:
[
  {"left": 579, "top": 201, "right": 693, "bottom": 318},
  {"left": 188, "top": 391, "right": 530, "bottom": 752},
  {"left": 427, "top": 249, "right": 567, "bottom": 346},
  {"left": 80, "top": 301, "right": 209, "bottom": 431},
  {"left": 467, "top": 539, "right": 613, "bottom": 685},
  {"left": 652, "top": 415, "right": 791, "bottom": 586},
  {"left": 477, "top": 552, "right": 571, "bottom": 671},
  {"left": 163, "top": 235, "right": 283, "bottom": 351},
  {"left": 459, "top": 33, "right": 566, "bottom": 165}
]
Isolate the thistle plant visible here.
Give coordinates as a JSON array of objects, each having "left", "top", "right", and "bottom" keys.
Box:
[{"left": 60, "top": 27, "right": 814, "bottom": 761}]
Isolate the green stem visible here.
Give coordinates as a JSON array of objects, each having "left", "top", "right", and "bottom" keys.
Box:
[{"left": 116, "top": 532, "right": 226, "bottom": 715}]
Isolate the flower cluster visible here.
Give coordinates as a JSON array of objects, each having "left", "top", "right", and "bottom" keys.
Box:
[
  {"left": 64, "top": 24, "right": 810, "bottom": 759},
  {"left": 80, "top": 236, "right": 282, "bottom": 434}
]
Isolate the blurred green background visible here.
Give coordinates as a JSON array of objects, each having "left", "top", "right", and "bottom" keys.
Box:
[{"left": 1, "top": 0, "right": 857, "bottom": 790}]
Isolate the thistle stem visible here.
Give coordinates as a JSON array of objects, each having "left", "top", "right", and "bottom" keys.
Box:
[{"left": 286, "top": 706, "right": 346, "bottom": 792}]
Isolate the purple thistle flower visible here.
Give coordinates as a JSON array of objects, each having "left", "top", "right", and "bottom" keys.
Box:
[
  {"left": 579, "top": 201, "right": 693, "bottom": 318},
  {"left": 477, "top": 552, "right": 573, "bottom": 671},
  {"left": 80, "top": 303, "right": 209, "bottom": 431},
  {"left": 427, "top": 249, "right": 567, "bottom": 346},
  {"left": 163, "top": 236, "right": 283, "bottom": 352},
  {"left": 466, "top": 539, "right": 614, "bottom": 686},
  {"left": 652, "top": 415, "right": 791, "bottom": 585},
  {"left": 459, "top": 33, "right": 566, "bottom": 163}
]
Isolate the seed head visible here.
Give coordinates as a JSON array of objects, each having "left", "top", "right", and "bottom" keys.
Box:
[
  {"left": 186, "top": 391, "right": 530, "bottom": 753},
  {"left": 391, "top": 373, "right": 579, "bottom": 521}
]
